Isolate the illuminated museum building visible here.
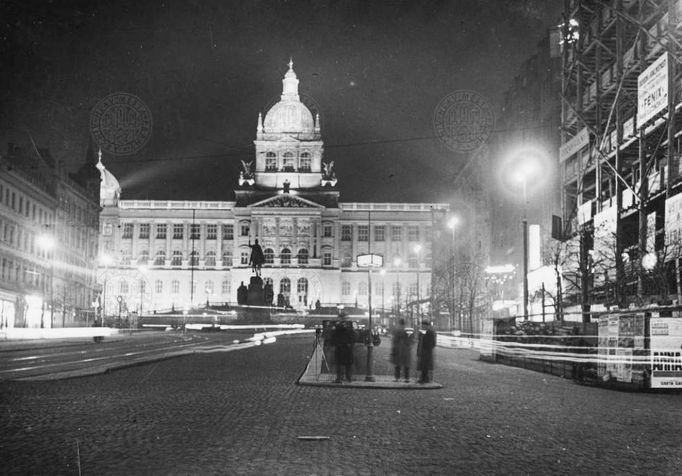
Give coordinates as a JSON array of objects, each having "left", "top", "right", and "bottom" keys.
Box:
[{"left": 97, "top": 63, "right": 449, "bottom": 314}]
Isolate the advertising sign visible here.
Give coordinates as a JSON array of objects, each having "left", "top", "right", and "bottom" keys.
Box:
[
  {"left": 664, "top": 193, "right": 682, "bottom": 260},
  {"left": 598, "top": 313, "right": 645, "bottom": 382},
  {"left": 650, "top": 318, "right": 682, "bottom": 388},
  {"left": 560, "top": 127, "right": 590, "bottom": 162},
  {"left": 637, "top": 53, "right": 668, "bottom": 128}
]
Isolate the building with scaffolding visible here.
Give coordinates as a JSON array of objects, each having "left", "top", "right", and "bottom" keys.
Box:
[{"left": 560, "top": 0, "right": 682, "bottom": 314}]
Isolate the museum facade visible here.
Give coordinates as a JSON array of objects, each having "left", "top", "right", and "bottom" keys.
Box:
[{"left": 97, "top": 62, "right": 449, "bottom": 316}]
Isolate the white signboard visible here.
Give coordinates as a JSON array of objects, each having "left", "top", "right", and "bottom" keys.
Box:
[
  {"left": 637, "top": 53, "right": 668, "bottom": 128},
  {"left": 578, "top": 201, "right": 593, "bottom": 225},
  {"left": 650, "top": 317, "right": 682, "bottom": 388},
  {"left": 560, "top": 127, "right": 590, "bottom": 162},
  {"left": 357, "top": 253, "right": 383, "bottom": 268},
  {"left": 664, "top": 193, "right": 682, "bottom": 260}
]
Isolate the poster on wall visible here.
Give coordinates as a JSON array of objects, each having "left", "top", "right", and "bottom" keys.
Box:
[
  {"left": 664, "top": 193, "right": 682, "bottom": 260},
  {"left": 598, "top": 313, "right": 645, "bottom": 381},
  {"left": 650, "top": 318, "right": 682, "bottom": 388}
]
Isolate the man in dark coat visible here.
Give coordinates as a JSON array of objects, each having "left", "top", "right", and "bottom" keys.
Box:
[
  {"left": 331, "top": 319, "right": 355, "bottom": 383},
  {"left": 391, "top": 318, "right": 413, "bottom": 382},
  {"left": 417, "top": 319, "right": 436, "bottom": 384}
]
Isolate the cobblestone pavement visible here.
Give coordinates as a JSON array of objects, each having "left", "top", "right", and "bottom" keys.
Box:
[{"left": 1, "top": 334, "right": 681, "bottom": 475}]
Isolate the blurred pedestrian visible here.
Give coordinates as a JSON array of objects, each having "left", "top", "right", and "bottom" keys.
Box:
[
  {"left": 391, "top": 318, "right": 413, "bottom": 382},
  {"left": 331, "top": 319, "right": 354, "bottom": 383},
  {"left": 417, "top": 319, "right": 436, "bottom": 384}
]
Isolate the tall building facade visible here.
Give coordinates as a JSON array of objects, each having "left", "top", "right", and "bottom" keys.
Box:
[
  {"left": 560, "top": 0, "right": 682, "bottom": 313},
  {"left": 0, "top": 144, "right": 100, "bottom": 329},
  {"left": 97, "top": 62, "right": 449, "bottom": 322}
]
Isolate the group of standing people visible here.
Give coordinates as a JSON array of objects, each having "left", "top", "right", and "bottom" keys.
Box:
[{"left": 391, "top": 318, "right": 436, "bottom": 384}]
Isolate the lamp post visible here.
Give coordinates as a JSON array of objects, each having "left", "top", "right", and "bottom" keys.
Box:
[
  {"left": 413, "top": 244, "right": 422, "bottom": 328},
  {"left": 514, "top": 162, "right": 537, "bottom": 321},
  {"left": 393, "top": 257, "right": 401, "bottom": 324},
  {"left": 36, "top": 233, "right": 56, "bottom": 329},
  {"left": 99, "top": 253, "right": 114, "bottom": 327},
  {"left": 380, "top": 269, "right": 386, "bottom": 327},
  {"left": 447, "top": 216, "right": 459, "bottom": 331}
]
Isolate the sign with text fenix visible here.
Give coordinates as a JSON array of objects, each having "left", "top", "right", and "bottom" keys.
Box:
[{"left": 637, "top": 53, "right": 668, "bottom": 129}]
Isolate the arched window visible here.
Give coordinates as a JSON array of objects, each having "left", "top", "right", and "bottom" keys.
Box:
[
  {"left": 154, "top": 250, "right": 166, "bottom": 266},
  {"left": 222, "top": 279, "right": 231, "bottom": 295},
  {"left": 280, "top": 277, "right": 291, "bottom": 295},
  {"left": 119, "top": 279, "right": 129, "bottom": 294},
  {"left": 155, "top": 280, "right": 163, "bottom": 294},
  {"left": 299, "top": 152, "right": 311, "bottom": 171},
  {"left": 171, "top": 280, "right": 180, "bottom": 294},
  {"left": 171, "top": 250, "right": 183, "bottom": 267},
  {"left": 189, "top": 250, "right": 199, "bottom": 267},
  {"left": 205, "top": 251, "right": 216, "bottom": 267},
  {"left": 297, "top": 248, "right": 309, "bottom": 265},
  {"left": 342, "top": 281, "right": 351, "bottom": 296},
  {"left": 222, "top": 250, "right": 232, "bottom": 267},
  {"left": 281, "top": 248, "right": 291, "bottom": 265},
  {"left": 137, "top": 249, "right": 149, "bottom": 265},
  {"left": 282, "top": 152, "right": 295, "bottom": 171},
  {"left": 297, "top": 278, "right": 308, "bottom": 294},
  {"left": 265, "top": 152, "right": 277, "bottom": 171},
  {"left": 264, "top": 248, "right": 274, "bottom": 264}
]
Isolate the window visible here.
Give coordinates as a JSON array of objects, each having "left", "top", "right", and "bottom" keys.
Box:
[
  {"left": 206, "top": 224, "right": 217, "bottom": 240},
  {"left": 190, "top": 224, "right": 200, "bottom": 240},
  {"left": 375, "top": 225, "right": 385, "bottom": 242},
  {"left": 222, "top": 224, "right": 234, "bottom": 240},
  {"left": 240, "top": 222, "right": 250, "bottom": 237},
  {"left": 298, "top": 248, "right": 309, "bottom": 265},
  {"left": 222, "top": 250, "right": 233, "bottom": 266},
  {"left": 121, "top": 250, "right": 132, "bottom": 265},
  {"left": 222, "top": 279, "right": 231, "bottom": 295},
  {"left": 205, "top": 251, "right": 216, "bottom": 267},
  {"left": 282, "top": 152, "right": 294, "bottom": 171},
  {"left": 280, "top": 278, "right": 291, "bottom": 295},
  {"left": 171, "top": 250, "right": 183, "bottom": 267},
  {"left": 323, "top": 251, "right": 332, "bottom": 266},
  {"left": 264, "top": 248, "right": 274, "bottom": 264},
  {"left": 359, "top": 281, "right": 367, "bottom": 295},
  {"left": 375, "top": 281, "right": 384, "bottom": 295},
  {"left": 341, "top": 251, "right": 352, "bottom": 268},
  {"left": 408, "top": 254, "right": 419, "bottom": 268},
  {"left": 392, "top": 282, "right": 401, "bottom": 297},
  {"left": 281, "top": 248, "right": 291, "bottom": 265},
  {"left": 241, "top": 251, "right": 249, "bottom": 265},
  {"left": 173, "top": 224, "right": 183, "bottom": 239},
  {"left": 265, "top": 152, "right": 277, "bottom": 171},
  {"left": 123, "top": 223, "right": 133, "bottom": 239},
  {"left": 358, "top": 225, "right": 369, "bottom": 242},
  {"left": 323, "top": 223, "right": 333, "bottom": 238},
  {"left": 154, "top": 250, "right": 166, "bottom": 266},
  {"left": 190, "top": 280, "right": 197, "bottom": 295},
  {"left": 408, "top": 225, "right": 419, "bottom": 241},
  {"left": 409, "top": 283, "right": 418, "bottom": 296},
  {"left": 391, "top": 226, "right": 402, "bottom": 241},
  {"left": 119, "top": 279, "right": 129, "bottom": 294},
  {"left": 341, "top": 225, "right": 352, "bottom": 241},
  {"left": 297, "top": 278, "right": 308, "bottom": 294},
  {"left": 155, "top": 280, "right": 163, "bottom": 294},
  {"left": 156, "top": 224, "right": 167, "bottom": 239},
  {"left": 189, "top": 250, "right": 199, "bottom": 266},
  {"left": 139, "top": 223, "right": 150, "bottom": 239},
  {"left": 342, "top": 281, "right": 351, "bottom": 296},
  {"left": 205, "top": 280, "right": 214, "bottom": 294},
  {"left": 299, "top": 152, "right": 311, "bottom": 171},
  {"left": 138, "top": 250, "right": 149, "bottom": 265},
  {"left": 171, "top": 280, "right": 180, "bottom": 294}
]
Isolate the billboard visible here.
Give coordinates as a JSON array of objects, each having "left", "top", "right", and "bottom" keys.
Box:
[
  {"left": 597, "top": 313, "right": 645, "bottom": 383},
  {"left": 637, "top": 53, "right": 668, "bottom": 128},
  {"left": 664, "top": 193, "right": 682, "bottom": 260},
  {"left": 559, "top": 127, "right": 590, "bottom": 162},
  {"left": 650, "top": 318, "right": 682, "bottom": 388}
]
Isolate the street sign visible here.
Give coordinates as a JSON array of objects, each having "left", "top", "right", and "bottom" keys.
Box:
[{"left": 357, "top": 253, "right": 383, "bottom": 268}]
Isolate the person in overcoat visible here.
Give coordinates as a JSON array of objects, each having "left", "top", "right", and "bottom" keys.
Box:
[
  {"left": 417, "top": 319, "right": 436, "bottom": 383},
  {"left": 391, "top": 318, "right": 413, "bottom": 382},
  {"left": 331, "top": 319, "right": 355, "bottom": 383}
]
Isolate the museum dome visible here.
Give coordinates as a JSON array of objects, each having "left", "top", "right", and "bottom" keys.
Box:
[{"left": 263, "top": 60, "right": 315, "bottom": 134}]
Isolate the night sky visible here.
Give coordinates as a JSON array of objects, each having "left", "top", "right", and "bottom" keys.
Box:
[{"left": 1, "top": 0, "right": 562, "bottom": 204}]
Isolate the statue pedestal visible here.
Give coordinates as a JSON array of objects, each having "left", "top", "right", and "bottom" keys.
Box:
[{"left": 247, "top": 276, "right": 265, "bottom": 306}]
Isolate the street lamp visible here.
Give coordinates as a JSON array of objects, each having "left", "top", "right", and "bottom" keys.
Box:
[
  {"left": 393, "top": 257, "right": 402, "bottom": 323},
  {"left": 99, "top": 253, "right": 114, "bottom": 327},
  {"left": 380, "top": 269, "right": 386, "bottom": 326},
  {"left": 36, "top": 233, "right": 56, "bottom": 328},
  {"left": 513, "top": 161, "right": 539, "bottom": 321},
  {"left": 413, "top": 244, "right": 422, "bottom": 329},
  {"left": 447, "top": 216, "right": 459, "bottom": 331}
]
